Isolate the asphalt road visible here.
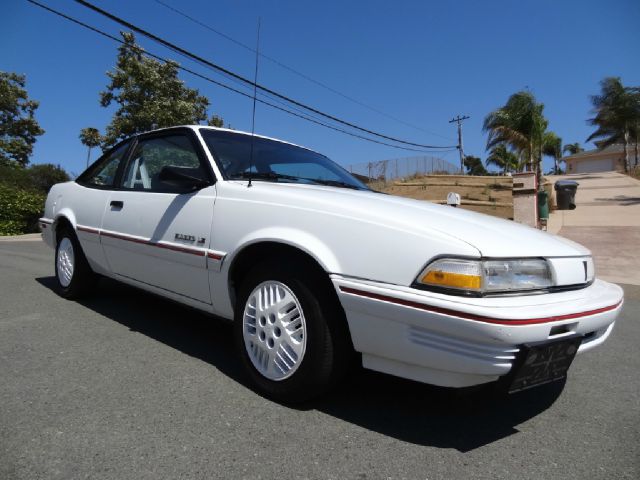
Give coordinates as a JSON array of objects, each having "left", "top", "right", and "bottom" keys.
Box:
[{"left": 1, "top": 240, "right": 638, "bottom": 480}]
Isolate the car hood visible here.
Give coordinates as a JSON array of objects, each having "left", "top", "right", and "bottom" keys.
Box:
[{"left": 246, "top": 182, "right": 590, "bottom": 258}]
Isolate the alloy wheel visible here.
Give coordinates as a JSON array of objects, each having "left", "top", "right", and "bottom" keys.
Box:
[
  {"left": 242, "top": 280, "right": 307, "bottom": 381},
  {"left": 57, "top": 237, "right": 75, "bottom": 287}
]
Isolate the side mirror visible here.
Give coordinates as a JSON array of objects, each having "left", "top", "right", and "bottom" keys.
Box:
[{"left": 158, "top": 166, "right": 211, "bottom": 191}]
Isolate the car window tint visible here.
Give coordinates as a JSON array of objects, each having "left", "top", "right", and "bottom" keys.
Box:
[
  {"left": 122, "top": 135, "right": 206, "bottom": 191},
  {"left": 83, "top": 142, "right": 129, "bottom": 188}
]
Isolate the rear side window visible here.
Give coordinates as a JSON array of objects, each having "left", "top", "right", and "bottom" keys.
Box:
[
  {"left": 79, "top": 142, "right": 130, "bottom": 188},
  {"left": 121, "top": 134, "right": 208, "bottom": 192}
]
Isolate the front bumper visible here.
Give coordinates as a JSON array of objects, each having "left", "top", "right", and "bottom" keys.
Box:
[{"left": 333, "top": 276, "right": 623, "bottom": 388}]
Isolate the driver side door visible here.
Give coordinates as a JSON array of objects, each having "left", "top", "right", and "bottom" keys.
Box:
[{"left": 100, "top": 129, "right": 217, "bottom": 306}]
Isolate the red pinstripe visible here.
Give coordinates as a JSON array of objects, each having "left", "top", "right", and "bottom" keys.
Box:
[
  {"left": 339, "top": 286, "right": 622, "bottom": 325},
  {"left": 77, "top": 226, "right": 220, "bottom": 258}
]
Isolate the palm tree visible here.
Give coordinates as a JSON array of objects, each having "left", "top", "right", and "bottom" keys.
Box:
[
  {"left": 562, "top": 143, "right": 584, "bottom": 156},
  {"left": 587, "top": 77, "right": 640, "bottom": 173},
  {"left": 486, "top": 144, "right": 519, "bottom": 174},
  {"left": 633, "top": 123, "right": 640, "bottom": 168},
  {"left": 542, "top": 131, "right": 563, "bottom": 174},
  {"left": 630, "top": 92, "right": 640, "bottom": 168},
  {"left": 79, "top": 128, "right": 103, "bottom": 168},
  {"left": 483, "top": 91, "right": 548, "bottom": 176}
]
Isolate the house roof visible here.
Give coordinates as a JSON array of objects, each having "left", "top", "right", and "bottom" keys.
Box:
[{"left": 562, "top": 144, "right": 627, "bottom": 161}]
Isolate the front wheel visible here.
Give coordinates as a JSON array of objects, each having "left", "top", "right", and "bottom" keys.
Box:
[
  {"left": 55, "top": 227, "right": 97, "bottom": 298},
  {"left": 234, "top": 261, "right": 351, "bottom": 403}
]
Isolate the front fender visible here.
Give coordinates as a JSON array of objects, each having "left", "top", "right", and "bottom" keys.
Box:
[
  {"left": 209, "top": 228, "right": 341, "bottom": 319},
  {"left": 229, "top": 227, "right": 341, "bottom": 274}
]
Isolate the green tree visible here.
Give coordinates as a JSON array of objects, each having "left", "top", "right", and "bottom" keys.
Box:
[
  {"left": 98, "top": 32, "right": 222, "bottom": 146},
  {"left": 483, "top": 91, "right": 548, "bottom": 176},
  {"left": 0, "top": 72, "right": 45, "bottom": 167},
  {"left": 27, "top": 163, "right": 70, "bottom": 193},
  {"left": 208, "top": 115, "right": 224, "bottom": 128},
  {"left": 486, "top": 144, "right": 519, "bottom": 174},
  {"left": 542, "top": 131, "right": 563, "bottom": 174},
  {"left": 563, "top": 142, "right": 584, "bottom": 155},
  {"left": 463, "top": 155, "right": 488, "bottom": 176},
  {"left": 79, "top": 127, "right": 103, "bottom": 168},
  {"left": 587, "top": 77, "right": 640, "bottom": 172}
]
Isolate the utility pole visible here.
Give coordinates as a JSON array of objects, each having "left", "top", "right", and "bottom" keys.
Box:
[{"left": 449, "top": 115, "right": 470, "bottom": 174}]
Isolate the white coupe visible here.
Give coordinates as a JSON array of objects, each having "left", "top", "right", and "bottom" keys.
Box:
[{"left": 40, "top": 126, "right": 623, "bottom": 402}]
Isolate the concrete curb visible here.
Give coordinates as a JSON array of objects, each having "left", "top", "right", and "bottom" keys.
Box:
[{"left": 0, "top": 233, "right": 43, "bottom": 242}]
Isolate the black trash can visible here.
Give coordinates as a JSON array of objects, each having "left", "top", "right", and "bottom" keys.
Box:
[{"left": 554, "top": 180, "right": 579, "bottom": 210}]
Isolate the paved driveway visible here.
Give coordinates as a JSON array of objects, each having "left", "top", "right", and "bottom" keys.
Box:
[
  {"left": 1, "top": 240, "right": 639, "bottom": 480},
  {"left": 547, "top": 171, "right": 640, "bottom": 285}
]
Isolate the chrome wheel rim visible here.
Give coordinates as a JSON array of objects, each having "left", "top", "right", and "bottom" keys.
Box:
[
  {"left": 242, "top": 281, "right": 307, "bottom": 381},
  {"left": 57, "top": 237, "right": 75, "bottom": 287}
]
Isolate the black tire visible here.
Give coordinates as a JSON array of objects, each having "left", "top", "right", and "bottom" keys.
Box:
[
  {"left": 54, "top": 227, "right": 97, "bottom": 299},
  {"left": 233, "top": 260, "right": 352, "bottom": 404}
]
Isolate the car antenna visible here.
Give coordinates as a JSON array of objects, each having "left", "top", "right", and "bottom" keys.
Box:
[{"left": 247, "top": 17, "right": 261, "bottom": 188}]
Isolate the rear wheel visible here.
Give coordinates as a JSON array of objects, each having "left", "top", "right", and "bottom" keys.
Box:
[
  {"left": 55, "top": 227, "right": 96, "bottom": 298},
  {"left": 234, "top": 261, "right": 351, "bottom": 403}
]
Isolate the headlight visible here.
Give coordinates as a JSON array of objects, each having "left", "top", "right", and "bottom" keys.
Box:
[{"left": 417, "top": 258, "right": 552, "bottom": 295}]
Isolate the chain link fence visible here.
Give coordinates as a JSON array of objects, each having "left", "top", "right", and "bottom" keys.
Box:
[{"left": 346, "top": 155, "right": 461, "bottom": 185}]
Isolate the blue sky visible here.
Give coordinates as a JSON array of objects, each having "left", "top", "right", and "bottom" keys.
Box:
[{"left": 2, "top": 0, "right": 639, "bottom": 175}]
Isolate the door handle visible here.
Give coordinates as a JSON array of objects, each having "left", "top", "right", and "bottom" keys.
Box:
[{"left": 110, "top": 200, "right": 124, "bottom": 209}]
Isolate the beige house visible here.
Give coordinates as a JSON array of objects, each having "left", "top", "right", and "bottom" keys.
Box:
[{"left": 563, "top": 144, "right": 635, "bottom": 173}]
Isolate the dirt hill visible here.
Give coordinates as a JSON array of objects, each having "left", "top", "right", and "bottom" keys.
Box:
[{"left": 378, "top": 174, "right": 514, "bottom": 219}]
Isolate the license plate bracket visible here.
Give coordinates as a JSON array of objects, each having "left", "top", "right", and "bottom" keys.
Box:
[{"left": 507, "top": 334, "right": 583, "bottom": 393}]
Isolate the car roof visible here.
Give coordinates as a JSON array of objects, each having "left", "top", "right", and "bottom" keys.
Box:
[{"left": 141, "top": 125, "right": 320, "bottom": 155}]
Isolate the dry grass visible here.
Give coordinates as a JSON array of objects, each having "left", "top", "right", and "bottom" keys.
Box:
[
  {"left": 378, "top": 174, "right": 514, "bottom": 219},
  {"left": 628, "top": 167, "right": 640, "bottom": 181}
]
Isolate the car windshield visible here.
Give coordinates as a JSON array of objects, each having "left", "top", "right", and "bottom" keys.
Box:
[{"left": 200, "top": 129, "right": 369, "bottom": 190}]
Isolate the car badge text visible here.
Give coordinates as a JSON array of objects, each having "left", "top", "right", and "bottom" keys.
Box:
[{"left": 175, "top": 233, "right": 196, "bottom": 242}]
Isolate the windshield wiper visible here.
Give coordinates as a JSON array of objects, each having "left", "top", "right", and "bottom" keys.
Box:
[
  {"left": 228, "top": 172, "right": 300, "bottom": 182},
  {"left": 304, "top": 178, "right": 364, "bottom": 190},
  {"left": 229, "top": 172, "right": 365, "bottom": 190}
]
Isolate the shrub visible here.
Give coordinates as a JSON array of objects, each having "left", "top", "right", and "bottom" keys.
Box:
[
  {"left": 0, "top": 163, "right": 32, "bottom": 190},
  {"left": 0, "top": 183, "right": 46, "bottom": 235},
  {"left": 27, "top": 164, "right": 70, "bottom": 193},
  {"left": 0, "top": 163, "right": 69, "bottom": 235}
]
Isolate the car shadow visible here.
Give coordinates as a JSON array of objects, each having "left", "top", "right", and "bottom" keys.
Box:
[
  {"left": 36, "top": 276, "right": 564, "bottom": 452},
  {"left": 312, "top": 370, "right": 564, "bottom": 452},
  {"left": 36, "top": 275, "right": 247, "bottom": 383}
]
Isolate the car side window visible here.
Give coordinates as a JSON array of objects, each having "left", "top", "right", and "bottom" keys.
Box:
[
  {"left": 121, "top": 134, "right": 207, "bottom": 192},
  {"left": 81, "top": 142, "right": 130, "bottom": 188}
]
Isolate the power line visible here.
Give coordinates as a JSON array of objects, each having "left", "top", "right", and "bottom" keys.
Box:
[
  {"left": 151, "top": 0, "right": 454, "bottom": 142},
  {"left": 247, "top": 17, "right": 261, "bottom": 187},
  {"left": 25, "top": 0, "right": 455, "bottom": 153},
  {"left": 72, "top": 0, "right": 456, "bottom": 150}
]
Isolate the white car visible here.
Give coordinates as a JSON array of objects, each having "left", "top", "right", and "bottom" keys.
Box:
[{"left": 40, "top": 126, "right": 623, "bottom": 402}]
